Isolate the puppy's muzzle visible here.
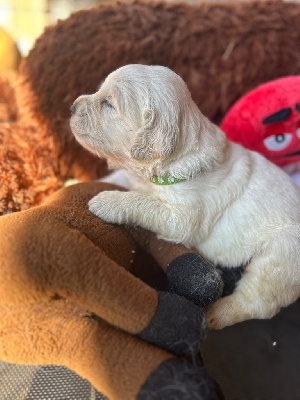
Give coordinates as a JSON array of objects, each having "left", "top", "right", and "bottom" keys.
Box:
[{"left": 70, "top": 95, "right": 91, "bottom": 115}]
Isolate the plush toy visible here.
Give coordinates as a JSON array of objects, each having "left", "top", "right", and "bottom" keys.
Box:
[
  {"left": 0, "top": 69, "right": 63, "bottom": 215},
  {"left": 0, "top": 121, "right": 63, "bottom": 214},
  {"left": 0, "top": 181, "right": 224, "bottom": 400},
  {"left": 221, "top": 76, "right": 300, "bottom": 175},
  {"left": 0, "top": 70, "right": 18, "bottom": 122}
]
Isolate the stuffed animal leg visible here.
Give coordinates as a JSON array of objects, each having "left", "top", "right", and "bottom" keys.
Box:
[
  {"left": 0, "top": 181, "right": 208, "bottom": 356},
  {"left": 0, "top": 299, "right": 223, "bottom": 400},
  {"left": 130, "top": 227, "right": 224, "bottom": 308},
  {"left": 0, "top": 182, "right": 224, "bottom": 399}
]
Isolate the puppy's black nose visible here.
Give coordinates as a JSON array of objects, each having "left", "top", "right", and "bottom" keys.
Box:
[{"left": 70, "top": 103, "right": 77, "bottom": 115}]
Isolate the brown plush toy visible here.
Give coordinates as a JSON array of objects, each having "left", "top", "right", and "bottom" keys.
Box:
[
  {"left": 0, "top": 70, "right": 63, "bottom": 215},
  {"left": 0, "top": 181, "right": 224, "bottom": 400}
]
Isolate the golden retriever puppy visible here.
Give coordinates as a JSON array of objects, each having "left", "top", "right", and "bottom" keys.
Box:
[{"left": 70, "top": 64, "right": 300, "bottom": 329}]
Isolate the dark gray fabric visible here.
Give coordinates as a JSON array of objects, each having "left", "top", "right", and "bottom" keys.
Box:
[
  {"left": 139, "top": 291, "right": 207, "bottom": 356},
  {"left": 202, "top": 298, "right": 300, "bottom": 400},
  {"left": 137, "top": 358, "right": 224, "bottom": 400},
  {"left": 167, "top": 253, "right": 223, "bottom": 307}
]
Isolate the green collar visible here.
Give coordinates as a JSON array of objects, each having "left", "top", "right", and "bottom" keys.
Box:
[{"left": 150, "top": 175, "right": 186, "bottom": 185}]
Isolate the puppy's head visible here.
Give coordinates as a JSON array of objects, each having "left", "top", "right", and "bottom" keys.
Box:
[
  {"left": 71, "top": 65, "right": 197, "bottom": 162},
  {"left": 70, "top": 64, "right": 226, "bottom": 174}
]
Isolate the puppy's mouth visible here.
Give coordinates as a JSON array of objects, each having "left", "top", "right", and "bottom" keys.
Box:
[
  {"left": 71, "top": 125, "right": 88, "bottom": 137},
  {"left": 72, "top": 128, "right": 98, "bottom": 155},
  {"left": 70, "top": 112, "right": 90, "bottom": 137},
  {"left": 70, "top": 123, "right": 85, "bottom": 139}
]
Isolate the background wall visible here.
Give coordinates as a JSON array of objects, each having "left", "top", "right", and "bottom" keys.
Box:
[
  {"left": 0, "top": 0, "right": 101, "bottom": 56},
  {"left": 0, "top": 0, "right": 265, "bottom": 57}
]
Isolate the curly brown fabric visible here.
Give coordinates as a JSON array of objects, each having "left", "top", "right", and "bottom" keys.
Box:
[
  {"left": 0, "top": 71, "right": 18, "bottom": 122},
  {"left": 0, "top": 122, "right": 62, "bottom": 214}
]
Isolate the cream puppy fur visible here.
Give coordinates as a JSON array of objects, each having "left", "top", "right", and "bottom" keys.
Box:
[{"left": 70, "top": 64, "right": 300, "bottom": 329}]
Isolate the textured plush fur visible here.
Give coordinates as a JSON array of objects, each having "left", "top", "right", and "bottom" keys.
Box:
[
  {"left": 0, "top": 71, "right": 18, "bottom": 122},
  {"left": 0, "top": 182, "right": 223, "bottom": 400},
  {"left": 0, "top": 122, "right": 62, "bottom": 215},
  {"left": 71, "top": 65, "right": 300, "bottom": 329},
  {"left": 0, "top": 182, "right": 168, "bottom": 400},
  {"left": 17, "top": 0, "right": 300, "bottom": 181},
  {"left": 0, "top": 72, "right": 63, "bottom": 215}
]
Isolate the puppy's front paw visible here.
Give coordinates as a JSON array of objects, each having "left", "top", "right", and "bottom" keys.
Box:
[
  {"left": 204, "top": 296, "right": 246, "bottom": 330},
  {"left": 88, "top": 190, "right": 130, "bottom": 225}
]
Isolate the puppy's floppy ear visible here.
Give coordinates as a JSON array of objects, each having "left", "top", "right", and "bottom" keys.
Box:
[{"left": 131, "top": 99, "right": 180, "bottom": 161}]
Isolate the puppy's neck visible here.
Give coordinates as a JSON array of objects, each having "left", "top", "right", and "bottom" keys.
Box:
[
  {"left": 153, "top": 122, "right": 228, "bottom": 181},
  {"left": 109, "top": 114, "right": 229, "bottom": 183}
]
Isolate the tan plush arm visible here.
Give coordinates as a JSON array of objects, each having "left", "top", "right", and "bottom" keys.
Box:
[{"left": 0, "top": 182, "right": 222, "bottom": 399}]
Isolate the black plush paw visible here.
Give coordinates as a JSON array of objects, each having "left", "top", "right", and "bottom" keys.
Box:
[
  {"left": 216, "top": 264, "right": 246, "bottom": 297},
  {"left": 166, "top": 253, "right": 223, "bottom": 307},
  {"left": 138, "top": 291, "right": 206, "bottom": 356},
  {"left": 137, "top": 358, "right": 224, "bottom": 400}
]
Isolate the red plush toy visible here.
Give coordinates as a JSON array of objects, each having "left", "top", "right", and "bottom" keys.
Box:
[{"left": 221, "top": 76, "right": 300, "bottom": 175}]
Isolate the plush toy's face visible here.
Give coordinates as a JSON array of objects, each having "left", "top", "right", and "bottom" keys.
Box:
[{"left": 220, "top": 76, "right": 300, "bottom": 174}]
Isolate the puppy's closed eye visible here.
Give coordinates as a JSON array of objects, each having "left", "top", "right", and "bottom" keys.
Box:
[{"left": 102, "top": 97, "right": 115, "bottom": 110}]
